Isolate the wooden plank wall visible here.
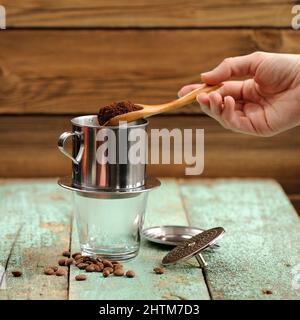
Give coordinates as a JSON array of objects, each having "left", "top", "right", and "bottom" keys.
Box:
[{"left": 1, "top": 1, "right": 300, "bottom": 192}]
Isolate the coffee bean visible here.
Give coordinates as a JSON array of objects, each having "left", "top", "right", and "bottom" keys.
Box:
[
  {"left": 96, "top": 262, "right": 104, "bottom": 271},
  {"left": 65, "top": 258, "right": 74, "bottom": 266},
  {"left": 103, "top": 260, "right": 113, "bottom": 268},
  {"left": 93, "top": 265, "right": 100, "bottom": 272},
  {"left": 89, "top": 257, "right": 98, "bottom": 264},
  {"left": 62, "top": 250, "right": 71, "bottom": 258},
  {"left": 262, "top": 289, "right": 273, "bottom": 295},
  {"left": 74, "top": 255, "right": 82, "bottom": 261},
  {"left": 55, "top": 269, "right": 65, "bottom": 276},
  {"left": 113, "top": 264, "right": 123, "bottom": 270},
  {"left": 58, "top": 259, "right": 66, "bottom": 266},
  {"left": 103, "top": 270, "right": 110, "bottom": 278},
  {"left": 77, "top": 263, "right": 89, "bottom": 270},
  {"left": 126, "top": 270, "right": 135, "bottom": 278},
  {"left": 103, "top": 267, "right": 113, "bottom": 274},
  {"left": 12, "top": 271, "right": 22, "bottom": 277},
  {"left": 153, "top": 267, "right": 164, "bottom": 274},
  {"left": 49, "top": 265, "right": 58, "bottom": 272},
  {"left": 75, "top": 258, "right": 84, "bottom": 265},
  {"left": 85, "top": 265, "right": 95, "bottom": 272},
  {"left": 72, "top": 252, "right": 81, "bottom": 259},
  {"left": 75, "top": 274, "right": 87, "bottom": 281},
  {"left": 44, "top": 267, "right": 55, "bottom": 276},
  {"left": 111, "top": 261, "right": 119, "bottom": 264},
  {"left": 82, "top": 256, "right": 90, "bottom": 262},
  {"left": 96, "top": 257, "right": 103, "bottom": 263},
  {"left": 113, "top": 269, "right": 124, "bottom": 276}
]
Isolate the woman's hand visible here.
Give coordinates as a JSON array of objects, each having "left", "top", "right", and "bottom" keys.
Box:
[{"left": 178, "top": 52, "right": 300, "bottom": 136}]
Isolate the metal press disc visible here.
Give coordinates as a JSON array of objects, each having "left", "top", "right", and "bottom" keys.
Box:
[{"left": 162, "top": 227, "right": 225, "bottom": 265}]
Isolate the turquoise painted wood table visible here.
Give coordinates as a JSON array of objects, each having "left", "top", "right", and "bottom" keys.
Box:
[{"left": 0, "top": 178, "right": 300, "bottom": 300}]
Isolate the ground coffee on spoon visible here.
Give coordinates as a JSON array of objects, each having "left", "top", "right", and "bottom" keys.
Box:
[{"left": 98, "top": 101, "right": 141, "bottom": 126}]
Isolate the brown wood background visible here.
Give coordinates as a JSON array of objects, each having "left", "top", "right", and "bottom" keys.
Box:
[{"left": 1, "top": 1, "right": 300, "bottom": 194}]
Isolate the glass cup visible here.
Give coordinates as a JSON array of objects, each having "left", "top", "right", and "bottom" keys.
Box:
[{"left": 73, "top": 192, "right": 148, "bottom": 261}]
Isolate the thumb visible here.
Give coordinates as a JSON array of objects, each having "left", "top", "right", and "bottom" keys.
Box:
[{"left": 201, "top": 52, "right": 265, "bottom": 85}]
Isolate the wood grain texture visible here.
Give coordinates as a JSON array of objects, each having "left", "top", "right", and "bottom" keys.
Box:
[
  {"left": 179, "top": 179, "right": 300, "bottom": 300},
  {"left": 0, "top": 29, "right": 299, "bottom": 115},
  {"left": 69, "top": 179, "right": 210, "bottom": 300},
  {"left": 0, "top": 180, "right": 72, "bottom": 299},
  {"left": 2, "top": 0, "right": 294, "bottom": 27},
  {"left": 1, "top": 115, "right": 300, "bottom": 193}
]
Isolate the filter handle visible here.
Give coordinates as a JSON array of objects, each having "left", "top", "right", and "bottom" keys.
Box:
[{"left": 57, "top": 131, "right": 84, "bottom": 165}]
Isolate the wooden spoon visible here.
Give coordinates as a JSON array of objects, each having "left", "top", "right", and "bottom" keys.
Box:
[{"left": 104, "top": 83, "right": 222, "bottom": 126}]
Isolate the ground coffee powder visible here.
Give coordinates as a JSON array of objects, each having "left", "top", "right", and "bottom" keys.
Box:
[{"left": 98, "top": 101, "right": 141, "bottom": 126}]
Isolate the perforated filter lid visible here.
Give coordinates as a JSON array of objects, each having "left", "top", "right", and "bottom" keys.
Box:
[{"left": 162, "top": 227, "right": 225, "bottom": 266}]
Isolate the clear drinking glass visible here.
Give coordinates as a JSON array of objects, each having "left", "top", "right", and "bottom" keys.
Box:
[{"left": 73, "top": 192, "right": 148, "bottom": 261}]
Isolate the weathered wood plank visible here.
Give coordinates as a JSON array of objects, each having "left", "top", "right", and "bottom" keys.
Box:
[
  {"left": 0, "top": 29, "right": 299, "bottom": 114},
  {"left": 1, "top": 115, "right": 300, "bottom": 194},
  {"left": 179, "top": 179, "right": 300, "bottom": 300},
  {"left": 2, "top": 0, "right": 294, "bottom": 27},
  {"left": 0, "top": 180, "right": 72, "bottom": 300},
  {"left": 69, "top": 179, "right": 210, "bottom": 300}
]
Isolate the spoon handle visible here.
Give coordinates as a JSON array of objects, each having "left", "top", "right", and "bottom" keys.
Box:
[{"left": 153, "top": 83, "right": 222, "bottom": 113}]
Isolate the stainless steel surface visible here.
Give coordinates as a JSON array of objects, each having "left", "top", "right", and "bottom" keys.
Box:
[
  {"left": 162, "top": 227, "right": 225, "bottom": 267},
  {"left": 142, "top": 225, "right": 219, "bottom": 249},
  {"left": 58, "top": 176, "right": 161, "bottom": 199},
  {"left": 57, "top": 115, "right": 148, "bottom": 190}
]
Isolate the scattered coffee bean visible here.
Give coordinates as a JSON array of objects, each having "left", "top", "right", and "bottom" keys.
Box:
[
  {"left": 93, "top": 264, "right": 101, "bottom": 272},
  {"left": 85, "top": 265, "right": 95, "bottom": 272},
  {"left": 114, "top": 269, "right": 124, "bottom": 276},
  {"left": 75, "top": 258, "right": 84, "bottom": 266},
  {"left": 66, "top": 255, "right": 136, "bottom": 281},
  {"left": 77, "top": 263, "right": 89, "bottom": 270},
  {"left": 72, "top": 252, "right": 81, "bottom": 259},
  {"left": 74, "top": 255, "right": 82, "bottom": 261},
  {"left": 103, "top": 259, "right": 113, "bottom": 268},
  {"left": 96, "top": 262, "right": 104, "bottom": 271},
  {"left": 65, "top": 258, "right": 74, "bottom": 266},
  {"left": 153, "top": 267, "right": 164, "bottom": 274},
  {"left": 49, "top": 265, "right": 58, "bottom": 272},
  {"left": 58, "top": 259, "right": 66, "bottom": 266},
  {"left": 262, "top": 289, "right": 273, "bottom": 295},
  {"left": 62, "top": 250, "right": 71, "bottom": 258},
  {"left": 103, "top": 267, "right": 113, "bottom": 274},
  {"left": 55, "top": 269, "right": 65, "bottom": 276},
  {"left": 44, "top": 267, "right": 55, "bottom": 275},
  {"left": 75, "top": 274, "right": 87, "bottom": 281},
  {"left": 82, "top": 256, "right": 90, "bottom": 262},
  {"left": 126, "top": 270, "right": 135, "bottom": 278},
  {"left": 103, "top": 270, "right": 110, "bottom": 278},
  {"left": 12, "top": 271, "right": 22, "bottom": 277}
]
